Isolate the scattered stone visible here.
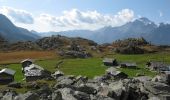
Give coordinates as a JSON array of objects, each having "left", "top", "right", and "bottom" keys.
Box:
[
  {"left": 59, "top": 88, "right": 77, "bottom": 100},
  {"left": 7, "top": 82, "right": 21, "bottom": 88},
  {"left": 144, "top": 81, "right": 170, "bottom": 99},
  {"left": 58, "top": 78, "right": 74, "bottom": 86},
  {"left": 1, "top": 67, "right": 170, "bottom": 100},
  {"left": 152, "top": 75, "right": 167, "bottom": 83},
  {"left": 52, "top": 90, "right": 62, "bottom": 100},
  {"left": 52, "top": 70, "right": 64, "bottom": 79},
  {"left": 76, "top": 84, "right": 97, "bottom": 94},
  {"left": 74, "top": 91, "right": 90, "bottom": 100},
  {"left": 2, "top": 91, "right": 17, "bottom": 100},
  {"left": 135, "top": 76, "right": 152, "bottom": 82},
  {"left": 23, "top": 91, "right": 39, "bottom": 100}
]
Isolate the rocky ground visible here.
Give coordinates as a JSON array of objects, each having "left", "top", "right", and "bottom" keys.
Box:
[{"left": 0, "top": 67, "right": 170, "bottom": 100}]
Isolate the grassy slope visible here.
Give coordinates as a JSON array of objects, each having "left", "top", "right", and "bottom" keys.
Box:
[{"left": 1, "top": 51, "right": 170, "bottom": 82}]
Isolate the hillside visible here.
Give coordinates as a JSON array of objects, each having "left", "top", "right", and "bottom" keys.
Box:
[
  {"left": 0, "top": 14, "right": 40, "bottom": 42},
  {"left": 0, "top": 35, "right": 97, "bottom": 51}
]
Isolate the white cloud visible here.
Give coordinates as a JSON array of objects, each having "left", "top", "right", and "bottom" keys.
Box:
[
  {"left": 38, "top": 9, "right": 134, "bottom": 31},
  {"left": 0, "top": 6, "right": 135, "bottom": 32},
  {"left": 0, "top": 0, "right": 5, "bottom": 2},
  {"left": 159, "top": 10, "right": 163, "bottom": 17},
  {"left": 0, "top": 6, "right": 34, "bottom": 24}
]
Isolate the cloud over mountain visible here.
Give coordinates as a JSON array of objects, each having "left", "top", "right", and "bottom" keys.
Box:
[
  {"left": 0, "top": 6, "right": 135, "bottom": 32},
  {"left": 0, "top": 6, "right": 34, "bottom": 24},
  {"left": 39, "top": 9, "right": 134, "bottom": 30}
]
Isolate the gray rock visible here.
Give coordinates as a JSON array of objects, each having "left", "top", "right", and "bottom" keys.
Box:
[
  {"left": 52, "top": 90, "right": 62, "bottom": 100},
  {"left": 2, "top": 91, "right": 17, "bottom": 100},
  {"left": 74, "top": 91, "right": 90, "bottom": 100},
  {"left": 37, "top": 85, "right": 52, "bottom": 99},
  {"left": 148, "top": 97, "right": 160, "bottom": 100},
  {"left": 14, "top": 94, "right": 24, "bottom": 100},
  {"left": 0, "top": 93, "right": 3, "bottom": 99},
  {"left": 97, "top": 85, "right": 113, "bottom": 98},
  {"left": 59, "top": 88, "right": 77, "bottom": 100},
  {"left": 75, "top": 75, "right": 88, "bottom": 82},
  {"left": 144, "top": 81, "right": 170, "bottom": 99},
  {"left": 108, "top": 81, "right": 126, "bottom": 100},
  {"left": 152, "top": 75, "right": 167, "bottom": 83},
  {"left": 67, "top": 75, "right": 76, "bottom": 80},
  {"left": 76, "top": 84, "right": 97, "bottom": 94},
  {"left": 2, "top": 92, "right": 14, "bottom": 100},
  {"left": 135, "top": 76, "right": 152, "bottom": 82},
  {"left": 58, "top": 78, "right": 74, "bottom": 85},
  {"left": 64, "top": 50, "right": 91, "bottom": 58},
  {"left": 74, "top": 75, "right": 88, "bottom": 87},
  {"left": 106, "top": 67, "right": 117, "bottom": 74},
  {"left": 93, "top": 75, "right": 111, "bottom": 82},
  {"left": 86, "top": 83, "right": 101, "bottom": 91},
  {"left": 91, "top": 95, "right": 115, "bottom": 100},
  {"left": 23, "top": 91, "right": 39, "bottom": 100},
  {"left": 52, "top": 70, "right": 64, "bottom": 79},
  {"left": 8, "top": 82, "right": 21, "bottom": 88}
]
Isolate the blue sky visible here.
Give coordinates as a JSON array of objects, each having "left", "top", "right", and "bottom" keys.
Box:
[{"left": 0, "top": 0, "right": 169, "bottom": 32}]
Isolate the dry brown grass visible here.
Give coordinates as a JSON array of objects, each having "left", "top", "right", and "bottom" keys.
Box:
[{"left": 0, "top": 51, "right": 57, "bottom": 64}]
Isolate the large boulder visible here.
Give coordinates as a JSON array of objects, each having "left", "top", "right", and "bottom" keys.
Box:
[
  {"left": 36, "top": 85, "right": 52, "bottom": 100},
  {"left": 52, "top": 70, "right": 64, "bottom": 79},
  {"left": 59, "top": 88, "right": 77, "bottom": 100},
  {"left": 144, "top": 81, "right": 170, "bottom": 99},
  {"left": 76, "top": 84, "right": 97, "bottom": 95},
  {"left": 135, "top": 76, "right": 152, "bottom": 83},
  {"left": 106, "top": 67, "right": 117, "bottom": 73},
  {"left": 94, "top": 74, "right": 112, "bottom": 82},
  {"left": 91, "top": 95, "right": 115, "bottom": 100},
  {"left": 121, "top": 79, "right": 149, "bottom": 100},
  {"left": 8, "top": 82, "right": 22, "bottom": 88},
  {"left": 108, "top": 81, "right": 128, "bottom": 100},
  {"left": 74, "top": 75, "right": 88, "bottom": 86},
  {"left": 52, "top": 90, "right": 62, "bottom": 100},
  {"left": 97, "top": 85, "right": 113, "bottom": 98},
  {"left": 64, "top": 50, "right": 92, "bottom": 58},
  {"left": 23, "top": 91, "right": 39, "bottom": 100},
  {"left": 73, "top": 91, "right": 90, "bottom": 100},
  {"left": 115, "top": 45, "right": 146, "bottom": 54},
  {"left": 2, "top": 91, "right": 17, "bottom": 100},
  {"left": 58, "top": 78, "right": 75, "bottom": 86},
  {"left": 152, "top": 75, "right": 167, "bottom": 84}
]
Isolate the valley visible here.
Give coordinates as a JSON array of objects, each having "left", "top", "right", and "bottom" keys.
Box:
[{"left": 0, "top": 1, "right": 170, "bottom": 99}]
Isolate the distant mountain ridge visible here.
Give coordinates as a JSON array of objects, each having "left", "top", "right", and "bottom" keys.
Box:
[
  {"left": 0, "top": 14, "right": 40, "bottom": 43},
  {"left": 1, "top": 13, "right": 170, "bottom": 45},
  {"left": 40, "top": 17, "right": 170, "bottom": 45}
]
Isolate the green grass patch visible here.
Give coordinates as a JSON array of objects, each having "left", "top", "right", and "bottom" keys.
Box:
[{"left": 3, "top": 52, "right": 170, "bottom": 82}]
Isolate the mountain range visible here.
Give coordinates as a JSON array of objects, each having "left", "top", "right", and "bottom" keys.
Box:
[
  {"left": 40, "top": 17, "right": 170, "bottom": 45},
  {"left": 0, "top": 13, "right": 170, "bottom": 45}
]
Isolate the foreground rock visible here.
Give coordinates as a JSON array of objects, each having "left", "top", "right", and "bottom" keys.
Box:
[
  {"left": 1, "top": 68, "right": 170, "bottom": 100},
  {"left": 143, "top": 82, "right": 170, "bottom": 99}
]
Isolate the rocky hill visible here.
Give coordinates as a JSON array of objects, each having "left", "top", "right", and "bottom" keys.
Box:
[
  {"left": 0, "top": 35, "right": 97, "bottom": 51},
  {"left": 36, "top": 35, "right": 97, "bottom": 50},
  {"left": 112, "top": 37, "right": 149, "bottom": 47}
]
